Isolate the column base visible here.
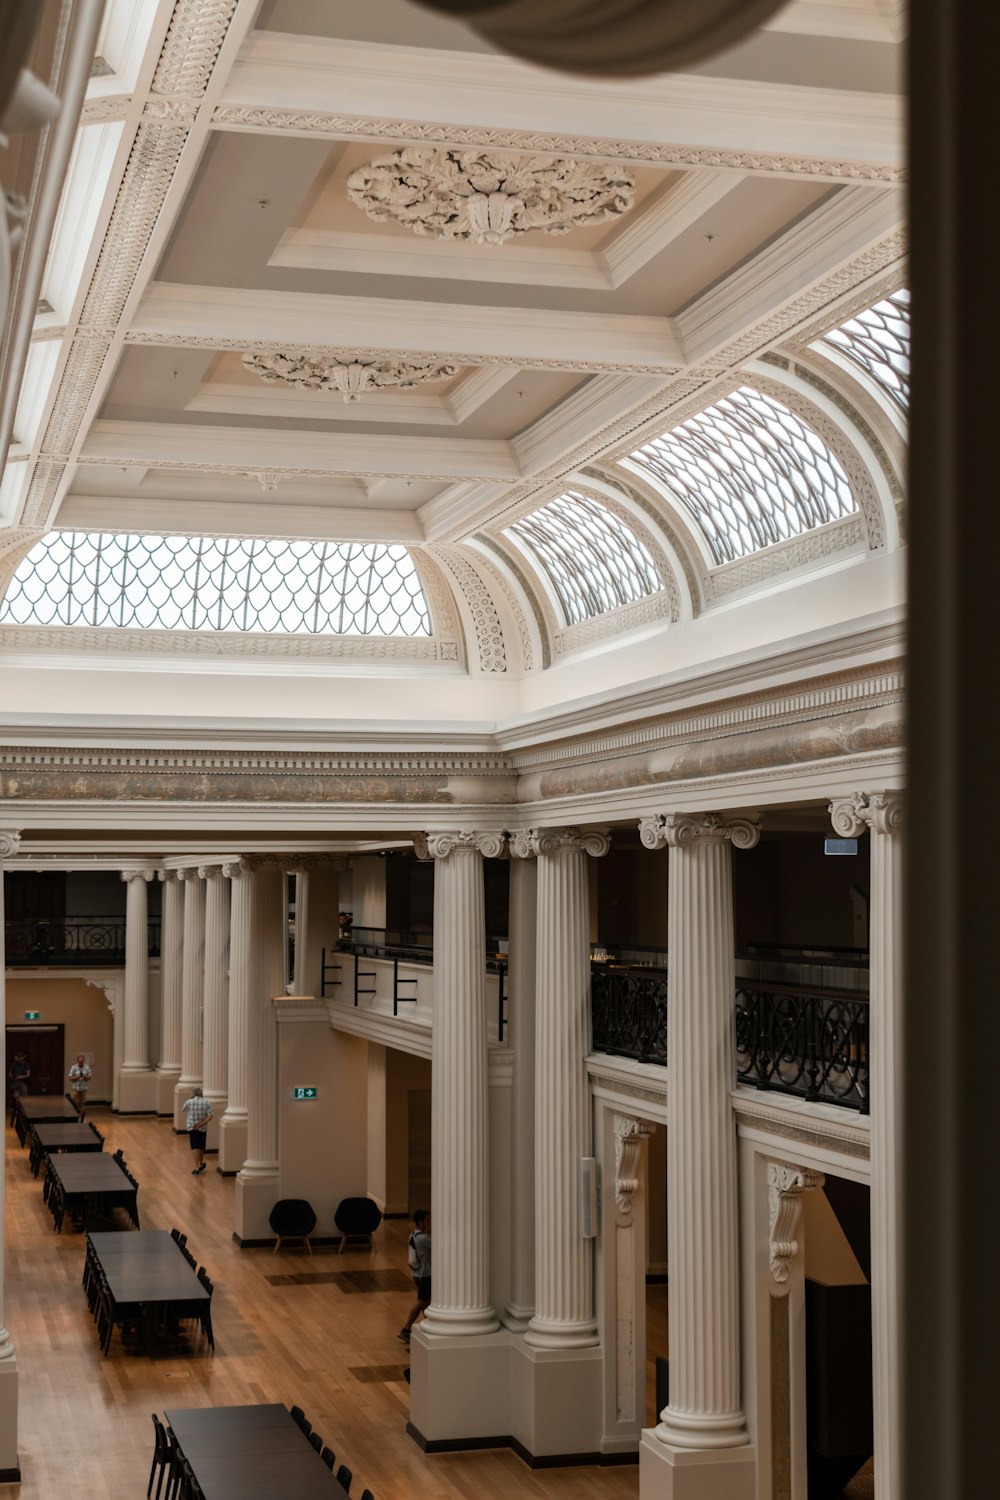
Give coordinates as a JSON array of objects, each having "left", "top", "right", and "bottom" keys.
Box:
[
  {"left": 219, "top": 1114, "right": 248, "bottom": 1175},
  {"left": 234, "top": 1167, "right": 280, "bottom": 1242},
  {"left": 155, "top": 1066, "right": 181, "bottom": 1115},
  {"left": 524, "top": 1316, "right": 599, "bottom": 1349},
  {"left": 202, "top": 1091, "right": 227, "bottom": 1152},
  {"left": 501, "top": 1301, "right": 534, "bottom": 1334},
  {"left": 173, "top": 1077, "right": 202, "bottom": 1131},
  {"left": 0, "top": 1352, "right": 19, "bottom": 1480},
  {"left": 639, "top": 1429, "right": 754, "bottom": 1500},
  {"left": 409, "top": 1326, "right": 511, "bottom": 1445},
  {"left": 510, "top": 1336, "right": 604, "bottom": 1460},
  {"left": 117, "top": 1067, "right": 157, "bottom": 1113},
  {"left": 422, "top": 1305, "right": 501, "bottom": 1338}
]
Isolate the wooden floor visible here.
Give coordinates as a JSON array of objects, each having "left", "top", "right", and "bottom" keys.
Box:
[{"left": 6, "top": 1108, "right": 640, "bottom": 1499}]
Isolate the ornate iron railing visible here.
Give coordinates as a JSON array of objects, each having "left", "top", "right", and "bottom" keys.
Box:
[
  {"left": 3, "top": 918, "right": 161, "bottom": 966},
  {"left": 735, "top": 980, "right": 869, "bottom": 1112},
  {"left": 591, "top": 963, "right": 668, "bottom": 1066}
]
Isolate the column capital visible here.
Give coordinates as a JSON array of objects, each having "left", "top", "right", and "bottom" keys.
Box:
[
  {"left": 284, "top": 853, "right": 350, "bottom": 873},
  {"left": 197, "top": 864, "right": 227, "bottom": 881},
  {"left": 767, "top": 1162, "right": 825, "bottom": 1292},
  {"left": 221, "top": 859, "right": 247, "bottom": 879},
  {"left": 175, "top": 866, "right": 201, "bottom": 881},
  {"left": 158, "top": 868, "right": 180, "bottom": 884},
  {"left": 508, "top": 826, "right": 610, "bottom": 859},
  {"left": 640, "top": 812, "right": 760, "bottom": 850},
  {"left": 413, "top": 829, "right": 507, "bottom": 861},
  {"left": 121, "top": 867, "right": 155, "bottom": 883},
  {"left": 0, "top": 829, "right": 22, "bottom": 859},
  {"left": 829, "top": 790, "right": 904, "bottom": 838}
]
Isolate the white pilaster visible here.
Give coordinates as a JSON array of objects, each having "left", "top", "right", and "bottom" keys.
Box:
[
  {"left": 220, "top": 860, "right": 250, "bottom": 1174},
  {"left": 417, "top": 830, "right": 503, "bottom": 1338},
  {"left": 289, "top": 856, "right": 347, "bottom": 997},
  {"left": 831, "top": 790, "right": 903, "bottom": 1500},
  {"left": 155, "top": 871, "right": 184, "bottom": 1114},
  {"left": 0, "top": 830, "right": 21, "bottom": 1481},
  {"left": 200, "top": 865, "right": 231, "bottom": 1153},
  {"left": 235, "top": 860, "right": 286, "bottom": 1240},
  {"left": 352, "top": 853, "right": 387, "bottom": 930},
  {"left": 639, "top": 812, "right": 757, "bottom": 1500},
  {"left": 291, "top": 863, "right": 309, "bottom": 996},
  {"left": 173, "top": 868, "right": 205, "bottom": 1129},
  {"left": 118, "top": 867, "right": 156, "bottom": 1112},
  {"left": 502, "top": 845, "right": 537, "bottom": 1333}
]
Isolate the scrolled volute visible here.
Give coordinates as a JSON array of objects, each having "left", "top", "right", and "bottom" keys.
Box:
[
  {"left": 418, "top": 830, "right": 506, "bottom": 860},
  {"left": 0, "top": 830, "right": 22, "bottom": 859},
  {"left": 829, "top": 791, "right": 903, "bottom": 839},
  {"left": 867, "top": 790, "right": 903, "bottom": 837},
  {"left": 121, "top": 867, "right": 155, "bottom": 883},
  {"left": 525, "top": 826, "right": 611, "bottom": 857},
  {"left": 640, "top": 812, "right": 760, "bottom": 849},
  {"left": 829, "top": 793, "right": 868, "bottom": 839}
]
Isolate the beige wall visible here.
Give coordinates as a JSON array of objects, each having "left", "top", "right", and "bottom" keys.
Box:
[
  {"left": 385, "top": 1047, "right": 432, "bottom": 1216},
  {"left": 5, "top": 975, "right": 114, "bottom": 1100}
]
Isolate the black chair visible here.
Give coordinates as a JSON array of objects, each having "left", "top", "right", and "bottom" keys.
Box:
[
  {"left": 170, "top": 1228, "right": 187, "bottom": 1248},
  {"left": 360, "top": 1490, "right": 375, "bottom": 1500},
  {"left": 321, "top": 1447, "right": 335, "bottom": 1470},
  {"left": 336, "top": 1464, "right": 353, "bottom": 1493},
  {"left": 333, "top": 1197, "right": 382, "bottom": 1253},
  {"left": 268, "top": 1199, "right": 317, "bottom": 1253},
  {"left": 196, "top": 1267, "right": 215, "bottom": 1350},
  {"left": 308, "top": 1431, "right": 322, "bottom": 1452},
  {"left": 181, "top": 1244, "right": 196, "bottom": 1269},
  {"left": 290, "top": 1405, "right": 310, "bottom": 1434},
  {"left": 148, "top": 1413, "right": 176, "bottom": 1500}
]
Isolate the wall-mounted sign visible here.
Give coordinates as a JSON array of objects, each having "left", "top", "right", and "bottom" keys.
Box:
[
  {"left": 24, "top": 1011, "right": 40, "bottom": 1021},
  {"left": 824, "top": 838, "right": 859, "bottom": 856},
  {"left": 292, "top": 1086, "right": 318, "bottom": 1100}
]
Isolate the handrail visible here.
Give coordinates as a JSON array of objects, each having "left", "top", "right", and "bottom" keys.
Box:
[{"left": 4, "top": 916, "right": 162, "bottom": 964}]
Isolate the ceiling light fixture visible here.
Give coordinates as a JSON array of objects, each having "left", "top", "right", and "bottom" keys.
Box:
[
  {"left": 346, "top": 147, "right": 636, "bottom": 246},
  {"left": 242, "top": 350, "right": 461, "bottom": 403}
]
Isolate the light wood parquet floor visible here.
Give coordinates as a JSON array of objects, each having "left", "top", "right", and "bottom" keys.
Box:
[{"left": 6, "top": 1108, "right": 641, "bottom": 1499}]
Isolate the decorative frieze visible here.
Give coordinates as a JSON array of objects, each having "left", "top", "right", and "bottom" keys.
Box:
[{"left": 242, "top": 348, "right": 460, "bottom": 402}]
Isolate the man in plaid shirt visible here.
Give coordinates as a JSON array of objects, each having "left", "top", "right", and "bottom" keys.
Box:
[{"left": 182, "top": 1087, "right": 213, "bottom": 1175}]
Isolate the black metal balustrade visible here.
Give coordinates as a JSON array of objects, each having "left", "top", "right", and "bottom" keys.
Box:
[
  {"left": 4, "top": 917, "right": 161, "bottom": 966},
  {"left": 591, "top": 963, "right": 668, "bottom": 1066},
  {"left": 734, "top": 980, "right": 869, "bottom": 1112}
]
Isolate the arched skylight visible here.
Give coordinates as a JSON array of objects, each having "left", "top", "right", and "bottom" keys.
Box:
[
  {"left": 509, "top": 490, "right": 662, "bottom": 625},
  {"left": 0, "top": 532, "right": 431, "bottom": 636},
  {"left": 819, "top": 287, "right": 910, "bottom": 412},
  {"left": 628, "top": 386, "right": 856, "bottom": 566}
]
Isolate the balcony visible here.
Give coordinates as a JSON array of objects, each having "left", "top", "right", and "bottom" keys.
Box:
[{"left": 3, "top": 917, "right": 161, "bottom": 967}]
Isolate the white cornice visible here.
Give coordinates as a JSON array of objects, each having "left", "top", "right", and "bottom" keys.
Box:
[{"left": 56, "top": 496, "right": 426, "bottom": 544}]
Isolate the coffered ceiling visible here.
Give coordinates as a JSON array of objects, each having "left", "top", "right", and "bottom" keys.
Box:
[{"left": 2, "top": 0, "right": 904, "bottom": 555}]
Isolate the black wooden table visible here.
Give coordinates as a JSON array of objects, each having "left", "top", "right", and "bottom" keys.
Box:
[
  {"left": 14, "top": 1095, "right": 79, "bottom": 1142},
  {"left": 165, "top": 1405, "right": 349, "bottom": 1500},
  {"left": 29, "top": 1120, "right": 103, "bottom": 1177},
  {"left": 46, "top": 1153, "right": 138, "bottom": 1231},
  {"left": 88, "top": 1231, "right": 209, "bottom": 1352}
]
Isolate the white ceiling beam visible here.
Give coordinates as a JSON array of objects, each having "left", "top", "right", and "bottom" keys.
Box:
[
  {"left": 129, "top": 283, "right": 684, "bottom": 373},
  {"left": 57, "top": 493, "right": 426, "bottom": 543},
  {"left": 218, "top": 34, "right": 903, "bottom": 174}
]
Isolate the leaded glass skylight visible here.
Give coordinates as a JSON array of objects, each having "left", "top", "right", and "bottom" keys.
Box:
[
  {"left": 819, "top": 288, "right": 910, "bottom": 411},
  {"left": 0, "top": 532, "right": 431, "bottom": 636},
  {"left": 509, "top": 490, "right": 662, "bottom": 625},
  {"left": 628, "top": 386, "right": 856, "bottom": 566}
]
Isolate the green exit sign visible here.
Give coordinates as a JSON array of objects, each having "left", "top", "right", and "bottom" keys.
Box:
[
  {"left": 24, "top": 1011, "right": 40, "bottom": 1021},
  {"left": 293, "top": 1086, "right": 318, "bottom": 1101}
]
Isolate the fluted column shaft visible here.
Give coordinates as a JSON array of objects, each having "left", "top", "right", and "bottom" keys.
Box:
[
  {"left": 158, "top": 872, "right": 184, "bottom": 1072},
  {"left": 831, "top": 792, "right": 903, "bottom": 1499},
  {"left": 222, "top": 864, "right": 251, "bottom": 1126},
  {"left": 178, "top": 871, "right": 206, "bottom": 1090},
  {"left": 1, "top": 830, "right": 22, "bottom": 1378},
  {"left": 201, "top": 867, "right": 231, "bottom": 1112},
  {"left": 502, "top": 850, "right": 537, "bottom": 1332},
  {"left": 240, "top": 862, "right": 285, "bottom": 1178},
  {"left": 642, "top": 812, "right": 757, "bottom": 1450},
  {"left": 419, "top": 831, "right": 502, "bottom": 1337},
  {"left": 524, "top": 828, "right": 608, "bottom": 1348},
  {"left": 292, "top": 866, "right": 309, "bottom": 995},
  {"left": 121, "top": 868, "right": 154, "bottom": 1070}
]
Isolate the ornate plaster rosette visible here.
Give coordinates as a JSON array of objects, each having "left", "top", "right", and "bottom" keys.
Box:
[
  {"left": 242, "top": 349, "right": 460, "bottom": 403},
  {"left": 346, "top": 147, "right": 636, "bottom": 246}
]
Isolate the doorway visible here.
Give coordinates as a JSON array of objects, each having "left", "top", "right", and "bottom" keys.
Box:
[{"left": 5, "top": 1023, "right": 66, "bottom": 1105}]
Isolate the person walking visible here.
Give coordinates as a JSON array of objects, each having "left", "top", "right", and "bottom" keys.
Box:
[
  {"left": 398, "top": 1209, "right": 431, "bottom": 1344},
  {"left": 8, "top": 1052, "right": 31, "bottom": 1099},
  {"left": 182, "top": 1086, "right": 213, "bottom": 1174},
  {"left": 68, "top": 1054, "right": 92, "bottom": 1110}
]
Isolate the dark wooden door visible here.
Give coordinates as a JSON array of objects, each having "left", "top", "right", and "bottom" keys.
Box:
[
  {"left": 6, "top": 1024, "right": 65, "bottom": 1104},
  {"left": 407, "top": 1088, "right": 432, "bottom": 1214}
]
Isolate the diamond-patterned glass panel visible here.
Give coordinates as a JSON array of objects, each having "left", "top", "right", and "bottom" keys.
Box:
[
  {"left": 0, "top": 532, "right": 432, "bottom": 636},
  {"left": 820, "top": 288, "right": 910, "bottom": 411},
  {"left": 509, "top": 490, "right": 662, "bottom": 625},
  {"left": 628, "top": 386, "right": 856, "bottom": 566}
]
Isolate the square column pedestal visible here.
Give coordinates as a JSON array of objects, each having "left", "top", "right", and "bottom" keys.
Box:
[
  {"left": 234, "top": 1171, "right": 279, "bottom": 1245},
  {"left": 117, "top": 1067, "right": 157, "bottom": 1114},
  {"left": 510, "top": 1339, "right": 604, "bottom": 1462},
  {"left": 0, "top": 1359, "right": 19, "bottom": 1483},
  {"left": 639, "top": 1429, "right": 755, "bottom": 1500},
  {"left": 156, "top": 1066, "right": 181, "bottom": 1116},
  {"left": 218, "top": 1117, "right": 248, "bottom": 1175}
]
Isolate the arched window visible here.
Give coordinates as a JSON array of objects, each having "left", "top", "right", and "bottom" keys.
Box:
[
  {"left": 819, "top": 288, "right": 910, "bottom": 412},
  {"left": 0, "top": 532, "right": 432, "bottom": 636},
  {"left": 509, "top": 490, "right": 662, "bottom": 625},
  {"left": 628, "top": 386, "right": 856, "bottom": 566}
]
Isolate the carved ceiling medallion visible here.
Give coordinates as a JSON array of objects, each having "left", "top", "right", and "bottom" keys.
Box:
[
  {"left": 241, "top": 349, "right": 460, "bottom": 403},
  {"left": 346, "top": 147, "right": 636, "bottom": 246}
]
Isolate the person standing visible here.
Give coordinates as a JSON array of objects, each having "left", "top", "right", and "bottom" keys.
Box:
[
  {"left": 68, "top": 1054, "right": 92, "bottom": 1110},
  {"left": 182, "top": 1086, "right": 213, "bottom": 1175},
  {"left": 398, "top": 1209, "right": 431, "bottom": 1343},
  {"left": 8, "top": 1052, "right": 31, "bottom": 1099}
]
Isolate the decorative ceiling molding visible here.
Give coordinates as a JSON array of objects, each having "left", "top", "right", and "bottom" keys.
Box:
[
  {"left": 345, "top": 148, "right": 636, "bottom": 246},
  {"left": 0, "top": 624, "right": 460, "bottom": 666},
  {"left": 211, "top": 106, "right": 902, "bottom": 185},
  {"left": 467, "top": 548, "right": 537, "bottom": 673},
  {"left": 433, "top": 547, "right": 508, "bottom": 675},
  {"left": 241, "top": 349, "right": 461, "bottom": 403}
]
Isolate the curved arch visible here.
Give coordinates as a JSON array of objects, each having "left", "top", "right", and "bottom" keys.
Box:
[
  {"left": 817, "top": 287, "right": 909, "bottom": 416},
  {"left": 0, "top": 531, "right": 433, "bottom": 638}
]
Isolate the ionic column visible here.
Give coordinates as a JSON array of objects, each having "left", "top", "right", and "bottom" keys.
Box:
[
  {"left": 502, "top": 840, "right": 538, "bottom": 1332},
  {"left": 156, "top": 871, "right": 184, "bottom": 1114},
  {"left": 830, "top": 791, "right": 903, "bottom": 1500},
  {"left": 220, "top": 860, "right": 251, "bottom": 1174},
  {"left": 237, "top": 860, "right": 286, "bottom": 1193},
  {"left": 289, "top": 856, "right": 348, "bottom": 997},
  {"left": 173, "top": 867, "right": 205, "bottom": 1128},
  {"left": 641, "top": 811, "right": 758, "bottom": 1452},
  {"left": 0, "top": 830, "right": 22, "bottom": 1477},
  {"left": 416, "top": 830, "right": 503, "bottom": 1337},
  {"left": 200, "top": 865, "right": 231, "bottom": 1153},
  {"left": 523, "top": 827, "right": 609, "bottom": 1348},
  {"left": 118, "top": 866, "right": 156, "bottom": 1112}
]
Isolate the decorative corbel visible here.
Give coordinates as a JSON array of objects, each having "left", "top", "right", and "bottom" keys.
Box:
[
  {"left": 614, "top": 1114, "right": 655, "bottom": 1218},
  {"left": 767, "top": 1162, "right": 824, "bottom": 1290}
]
